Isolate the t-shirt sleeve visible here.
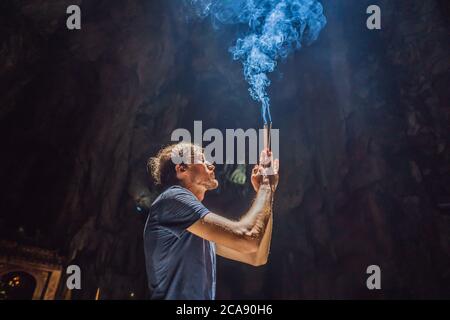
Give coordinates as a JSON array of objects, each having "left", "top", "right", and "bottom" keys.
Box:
[{"left": 156, "top": 188, "right": 210, "bottom": 237}]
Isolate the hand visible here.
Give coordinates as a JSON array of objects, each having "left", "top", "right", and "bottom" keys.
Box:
[
  {"left": 251, "top": 164, "right": 263, "bottom": 192},
  {"left": 251, "top": 149, "right": 279, "bottom": 192}
]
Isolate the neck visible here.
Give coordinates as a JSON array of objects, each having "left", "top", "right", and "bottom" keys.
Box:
[{"left": 180, "top": 183, "right": 206, "bottom": 201}]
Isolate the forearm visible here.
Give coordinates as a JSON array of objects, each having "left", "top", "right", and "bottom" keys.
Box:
[
  {"left": 253, "top": 214, "right": 273, "bottom": 265},
  {"left": 238, "top": 184, "right": 273, "bottom": 238},
  {"left": 189, "top": 179, "right": 274, "bottom": 256},
  {"left": 216, "top": 202, "right": 273, "bottom": 266}
]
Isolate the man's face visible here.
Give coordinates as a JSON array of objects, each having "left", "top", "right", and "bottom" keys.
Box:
[{"left": 187, "top": 153, "right": 219, "bottom": 191}]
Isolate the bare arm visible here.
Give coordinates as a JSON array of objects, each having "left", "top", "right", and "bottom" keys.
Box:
[
  {"left": 187, "top": 184, "right": 273, "bottom": 255},
  {"left": 216, "top": 214, "right": 273, "bottom": 266},
  {"left": 216, "top": 158, "right": 278, "bottom": 266},
  {"left": 189, "top": 151, "right": 278, "bottom": 266}
]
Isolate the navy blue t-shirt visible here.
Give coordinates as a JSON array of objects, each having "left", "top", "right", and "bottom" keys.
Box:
[{"left": 144, "top": 185, "right": 216, "bottom": 300}]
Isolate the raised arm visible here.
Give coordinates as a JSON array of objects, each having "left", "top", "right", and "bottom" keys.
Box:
[
  {"left": 187, "top": 182, "right": 273, "bottom": 255},
  {"left": 215, "top": 202, "right": 273, "bottom": 266}
]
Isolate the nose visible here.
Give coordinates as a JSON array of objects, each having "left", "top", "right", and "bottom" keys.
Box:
[{"left": 206, "top": 162, "right": 215, "bottom": 171}]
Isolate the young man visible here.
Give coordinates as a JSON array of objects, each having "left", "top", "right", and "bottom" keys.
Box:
[{"left": 144, "top": 143, "right": 279, "bottom": 300}]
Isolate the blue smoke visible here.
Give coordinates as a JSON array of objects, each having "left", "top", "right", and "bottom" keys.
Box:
[{"left": 186, "top": 0, "right": 327, "bottom": 124}]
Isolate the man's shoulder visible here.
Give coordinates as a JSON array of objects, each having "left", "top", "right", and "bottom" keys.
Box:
[
  {"left": 159, "top": 185, "right": 193, "bottom": 199},
  {"left": 151, "top": 185, "right": 194, "bottom": 207}
]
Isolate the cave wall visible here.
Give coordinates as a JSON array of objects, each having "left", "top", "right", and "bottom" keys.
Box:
[{"left": 0, "top": 0, "right": 449, "bottom": 299}]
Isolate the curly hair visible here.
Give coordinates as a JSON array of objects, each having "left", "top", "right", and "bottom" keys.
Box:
[{"left": 147, "top": 142, "right": 203, "bottom": 189}]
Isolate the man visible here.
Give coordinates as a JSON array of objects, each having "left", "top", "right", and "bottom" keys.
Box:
[{"left": 144, "top": 142, "right": 279, "bottom": 300}]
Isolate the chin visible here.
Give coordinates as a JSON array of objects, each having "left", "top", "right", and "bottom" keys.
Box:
[{"left": 208, "top": 179, "right": 219, "bottom": 190}]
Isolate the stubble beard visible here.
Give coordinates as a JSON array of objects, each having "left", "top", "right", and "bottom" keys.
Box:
[{"left": 202, "top": 178, "right": 219, "bottom": 191}]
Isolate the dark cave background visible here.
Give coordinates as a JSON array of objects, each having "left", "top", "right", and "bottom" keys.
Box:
[{"left": 0, "top": 0, "right": 449, "bottom": 299}]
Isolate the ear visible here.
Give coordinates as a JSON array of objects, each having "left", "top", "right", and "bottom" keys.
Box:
[{"left": 175, "top": 164, "right": 188, "bottom": 180}]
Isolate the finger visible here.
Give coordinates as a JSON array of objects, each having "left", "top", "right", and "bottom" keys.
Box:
[
  {"left": 260, "top": 149, "right": 268, "bottom": 160},
  {"left": 254, "top": 165, "right": 263, "bottom": 175},
  {"left": 260, "top": 151, "right": 270, "bottom": 166},
  {"left": 258, "top": 166, "right": 264, "bottom": 175},
  {"left": 273, "top": 159, "right": 279, "bottom": 174}
]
